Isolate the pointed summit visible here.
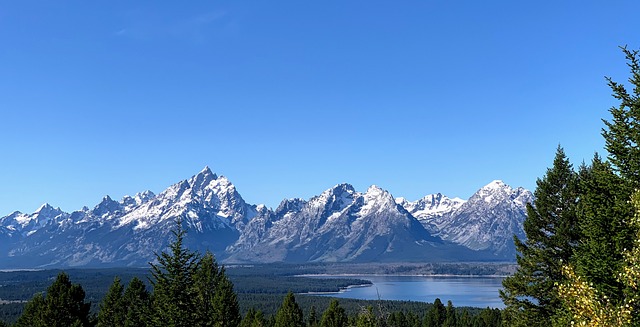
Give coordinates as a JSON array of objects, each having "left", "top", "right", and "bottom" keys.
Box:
[
  {"left": 189, "top": 166, "right": 218, "bottom": 191},
  {"left": 35, "top": 203, "right": 54, "bottom": 213}
]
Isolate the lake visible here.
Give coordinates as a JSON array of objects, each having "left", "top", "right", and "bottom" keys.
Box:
[{"left": 309, "top": 275, "right": 505, "bottom": 308}]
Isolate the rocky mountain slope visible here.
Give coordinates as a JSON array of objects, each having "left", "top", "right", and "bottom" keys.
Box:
[{"left": 0, "top": 168, "right": 532, "bottom": 268}]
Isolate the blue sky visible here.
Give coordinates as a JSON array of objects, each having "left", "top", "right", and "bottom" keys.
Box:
[{"left": 1, "top": 1, "right": 639, "bottom": 215}]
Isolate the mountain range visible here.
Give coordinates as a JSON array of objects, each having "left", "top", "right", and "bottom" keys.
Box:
[{"left": 0, "top": 167, "right": 533, "bottom": 268}]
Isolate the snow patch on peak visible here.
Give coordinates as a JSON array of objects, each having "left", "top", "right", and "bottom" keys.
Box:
[{"left": 482, "top": 180, "right": 507, "bottom": 191}]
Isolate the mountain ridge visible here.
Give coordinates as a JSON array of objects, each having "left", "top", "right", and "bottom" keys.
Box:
[{"left": 0, "top": 168, "right": 533, "bottom": 268}]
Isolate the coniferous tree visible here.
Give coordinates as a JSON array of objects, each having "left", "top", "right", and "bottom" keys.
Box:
[
  {"left": 241, "top": 308, "right": 267, "bottom": 327},
  {"left": 389, "top": 311, "right": 409, "bottom": 327},
  {"left": 320, "top": 299, "right": 347, "bottom": 327},
  {"left": 355, "top": 307, "right": 376, "bottom": 327},
  {"left": 308, "top": 306, "right": 319, "bottom": 327},
  {"left": 500, "top": 147, "right": 579, "bottom": 326},
  {"left": 97, "top": 277, "right": 125, "bottom": 327},
  {"left": 424, "top": 298, "right": 446, "bottom": 327},
  {"left": 443, "top": 301, "right": 457, "bottom": 327},
  {"left": 574, "top": 155, "right": 635, "bottom": 299},
  {"left": 274, "top": 292, "right": 304, "bottom": 327},
  {"left": 212, "top": 266, "right": 241, "bottom": 327},
  {"left": 122, "top": 277, "right": 151, "bottom": 327},
  {"left": 602, "top": 46, "right": 640, "bottom": 188},
  {"left": 193, "top": 251, "right": 220, "bottom": 327},
  {"left": 149, "top": 219, "right": 199, "bottom": 327},
  {"left": 15, "top": 272, "right": 94, "bottom": 327}
]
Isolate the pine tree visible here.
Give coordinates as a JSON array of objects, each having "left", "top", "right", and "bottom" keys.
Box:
[
  {"left": 499, "top": 147, "right": 579, "bottom": 326},
  {"left": 193, "top": 251, "right": 220, "bottom": 327},
  {"left": 122, "top": 277, "right": 151, "bottom": 327},
  {"left": 574, "top": 155, "right": 635, "bottom": 299},
  {"left": 308, "top": 306, "right": 319, "bottom": 327},
  {"left": 241, "top": 308, "right": 266, "bottom": 327},
  {"left": 212, "top": 266, "right": 241, "bottom": 327},
  {"left": 149, "top": 219, "right": 199, "bottom": 327},
  {"left": 424, "top": 298, "right": 446, "bottom": 327},
  {"left": 355, "top": 307, "right": 376, "bottom": 327},
  {"left": 15, "top": 272, "right": 94, "bottom": 327},
  {"left": 388, "top": 311, "right": 409, "bottom": 327},
  {"left": 274, "top": 292, "right": 304, "bottom": 327},
  {"left": 97, "top": 277, "right": 125, "bottom": 327},
  {"left": 443, "top": 301, "right": 457, "bottom": 327},
  {"left": 602, "top": 47, "right": 640, "bottom": 188},
  {"left": 320, "top": 299, "right": 347, "bottom": 327}
]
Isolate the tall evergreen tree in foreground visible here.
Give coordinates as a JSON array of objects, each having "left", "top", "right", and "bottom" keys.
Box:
[
  {"left": 320, "top": 299, "right": 347, "bottom": 327},
  {"left": 149, "top": 219, "right": 240, "bottom": 327},
  {"left": 15, "top": 272, "right": 94, "bottom": 327},
  {"left": 500, "top": 147, "right": 579, "bottom": 326},
  {"left": 122, "top": 277, "right": 151, "bottom": 327},
  {"left": 150, "top": 219, "right": 199, "bottom": 327},
  {"left": 602, "top": 46, "right": 640, "bottom": 188},
  {"left": 97, "top": 276, "right": 125, "bottom": 327},
  {"left": 274, "top": 292, "right": 304, "bottom": 327},
  {"left": 574, "top": 155, "right": 634, "bottom": 299}
]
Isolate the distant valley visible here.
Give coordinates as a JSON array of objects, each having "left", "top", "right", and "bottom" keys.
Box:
[{"left": 0, "top": 167, "right": 532, "bottom": 268}]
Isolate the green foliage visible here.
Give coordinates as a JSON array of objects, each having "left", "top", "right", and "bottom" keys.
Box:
[
  {"left": 602, "top": 46, "right": 640, "bottom": 187},
  {"left": 14, "top": 272, "right": 94, "bottom": 327},
  {"left": 150, "top": 220, "right": 199, "bottom": 326},
  {"left": 355, "top": 306, "right": 377, "bottom": 327},
  {"left": 212, "top": 266, "right": 241, "bottom": 327},
  {"left": 424, "top": 298, "right": 446, "bottom": 327},
  {"left": 443, "top": 300, "right": 457, "bottom": 327},
  {"left": 241, "top": 308, "right": 268, "bottom": 327},
  {"left": 574, "top": 155, "right": 635, "bottom": 299},
  {"left": 122, "top": 277, "right": 151, "bottom": 327},
  {"left": 500, "top": 147, "right": 579, "bottom": 326},
  {"left": 97, "top": 277, "right": 124, "bottom": 327},
  {"left": 274, "top": 292, "right": 304, "bottom": 327},
  {"left": 319, "top": 299, "right": 347, "bottom": 327}
]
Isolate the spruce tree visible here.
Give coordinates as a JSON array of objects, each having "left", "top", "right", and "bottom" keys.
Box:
[
  {"left": 443, "top": 301, "right": 457, "bottom": 327},
  {"left": 122, "top": 277, "right": 151, "bottom": 327},
  {"left": 320, "top": 299, "right": 347, "bottom": 327},
  {"left": 308, "top": 306, "right": 319, "bottom": 327},
  {"left": 149, "top": 219, "right": 199, "bottom": 327},
  {"left": 355, "top": 307, "right": 376, "bottom": 327},
  {"left": 602, "top": 47, "right": 640, "bottom": 188},
  {"left": 274, "top": 292, "right": 304, "bottom": 327},
  {"left": 212, "top": 266, "right": 241, "bottom": 327},
  {"left": 574, "top": 155, "right": 635, "bottom": 299},
  {"left": 424, "top": 298, "right": 446, "bottom": 327},
  {"left": 15, "top": 272, "right": 94, "bottom": 327},
  {"left": 193, "top": 251, "right": 220, "bottom": 327},
  {"left": 97, "top": 276, "right": 125, "bottom": 327},
  {"left": 500, "top": 147, "right": 579, "bottom": 326}
]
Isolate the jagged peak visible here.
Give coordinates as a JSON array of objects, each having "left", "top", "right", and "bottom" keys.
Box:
[
  {"left": 35, "top": 203, "right": 54, "bottom": 212},
  {"left": 101, "top": 195, "right": 115, "bottom": 203},
  {"left": 481, "top": 180, "right": 508, "bottom": 191}
]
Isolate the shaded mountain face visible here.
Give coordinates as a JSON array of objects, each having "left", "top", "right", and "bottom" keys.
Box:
[{"left": 0, "top": 168, "right": 532, "bottom": 268}]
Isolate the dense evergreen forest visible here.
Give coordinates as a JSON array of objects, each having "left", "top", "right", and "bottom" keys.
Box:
[{"left": 0, "top": 221, "right": 502, "bottom": 327}]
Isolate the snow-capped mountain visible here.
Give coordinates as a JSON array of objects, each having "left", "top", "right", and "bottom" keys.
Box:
[
  {"left": 0, "top": 167, "right": 258, "bottom": 268},
  {"left": 396, "top": 194, "right": 466, "bottom": 233},
  {"left": 433, "top": 180, "right": 532, "bottom": 258},
  {"left": 226, "top": 184, "right": 489, "bottom": 263},
  {"left": 0, "top": 168, "right": 532, "bottom": 268}
]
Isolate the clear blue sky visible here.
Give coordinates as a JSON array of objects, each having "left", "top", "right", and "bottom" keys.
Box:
[{"left": 2, "top": 1, "right": 639, "bottom": 215}]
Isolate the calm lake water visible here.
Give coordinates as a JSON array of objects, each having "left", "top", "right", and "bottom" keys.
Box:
[{"left": 310, "top": 275, "right": 505, "bottom": 308}]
